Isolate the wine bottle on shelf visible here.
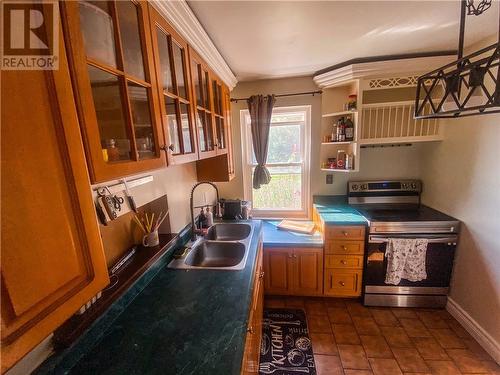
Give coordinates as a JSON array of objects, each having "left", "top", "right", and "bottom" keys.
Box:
[
  {"left": 345, "top": 116, "right": 354, "bottom": 142},
  {"left": 337, "top": 118, "right": 346, "bottom": 142},
  {"left": 331, "top": 122, "right": 338, "bottom": 142}
]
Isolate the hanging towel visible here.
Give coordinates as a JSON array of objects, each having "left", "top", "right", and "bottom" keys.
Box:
[{"left": 385, "top": 238, "right": 428, "bottom": 285}]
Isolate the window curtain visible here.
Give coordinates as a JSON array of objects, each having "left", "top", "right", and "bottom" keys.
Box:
[{"left": 247, "top": 95, "right": 276, "bottom": 189}]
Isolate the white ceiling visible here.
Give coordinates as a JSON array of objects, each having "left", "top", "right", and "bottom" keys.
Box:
[{"left": 187, "top": 1, "right": 499, "bottom": 81}]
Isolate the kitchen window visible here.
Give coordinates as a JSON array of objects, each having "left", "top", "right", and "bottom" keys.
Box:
[{"left": 241, "top": 106, "right": 311, "bottom": 218}]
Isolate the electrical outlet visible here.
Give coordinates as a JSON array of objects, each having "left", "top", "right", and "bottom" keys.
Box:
[{"left": 326, "top": 174, "right": 333, "bottom": 184}]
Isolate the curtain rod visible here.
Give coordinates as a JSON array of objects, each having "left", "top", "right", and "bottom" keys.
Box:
[{"left": 230, "top": 90, "right": 322, "bottom": 103}]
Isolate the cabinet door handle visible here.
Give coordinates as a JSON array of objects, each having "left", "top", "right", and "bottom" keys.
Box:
[
  {"left": 330, "top": 274, "right": 333, "bottom": 288},
  {"left": 340, "top": 260, "right": 347, "bottom": 265},
  {"left": 343, "top": 231, "right": 348, "bottom": 236},
  {"left": 288, "top": 254, "right": 292, "bottom": 258},
  {"left": 161, "top": 144, "right": 175, "bottom": 152},
  {"left": 339, "top": 281, "right": 345, "bottom": 287},
  {"left": 247, "top": 326, "right": 254, "bottom": 334},
  {"left": 342, "top": 246, "right": 348, "bottom": 251},
  {"left": 259, "top": 271, "right": 265, "bottom": 279},
  {"left": 293, "top": 254, "right": 297, "bottom": 258}
]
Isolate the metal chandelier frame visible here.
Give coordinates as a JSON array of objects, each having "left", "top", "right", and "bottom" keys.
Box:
[{"left": 414, "top": 0, "right": 500, "bottom": 119}]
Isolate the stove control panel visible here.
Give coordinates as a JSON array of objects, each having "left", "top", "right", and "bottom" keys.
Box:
[
  {"left": 351, "top": 183, "right": 368, "bottom": 191},
  {"left": 348, "top": 180, "right": 421, "bottom": 193}
]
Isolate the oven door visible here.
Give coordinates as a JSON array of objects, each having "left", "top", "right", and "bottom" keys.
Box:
[{"left": 364, "top": 234, "right": 458, "bottom": 293}]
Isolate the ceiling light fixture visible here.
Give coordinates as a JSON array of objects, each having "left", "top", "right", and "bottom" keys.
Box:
[{"left": 414, "top": 0, "right": 499, "bottom": 119}]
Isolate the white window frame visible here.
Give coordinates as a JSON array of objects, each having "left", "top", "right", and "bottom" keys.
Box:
[{"left": 240, "top": 105, "right": 311, "bottom": 219}]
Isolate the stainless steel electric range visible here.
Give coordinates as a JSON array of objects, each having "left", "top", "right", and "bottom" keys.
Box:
[{"left": 348, "top": 180, "right": 460, "bottom": 308}]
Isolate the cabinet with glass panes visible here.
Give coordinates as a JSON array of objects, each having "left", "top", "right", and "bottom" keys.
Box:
[
  {"left": 211, "top": 74, "right": 229, "bottom": 156},
  {"left": 149, "top": 5, "right": 198, "bottom": 165},
  {"left": 63, "top": 0, "right": 167, "bottom": 182},
  {"left": 187, "top": 47, "right": 217, "bottom": 159}
]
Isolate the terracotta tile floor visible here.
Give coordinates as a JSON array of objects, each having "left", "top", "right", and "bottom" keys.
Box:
[{"left": 264, "top": 296, "right": 499, "bottom": 375}]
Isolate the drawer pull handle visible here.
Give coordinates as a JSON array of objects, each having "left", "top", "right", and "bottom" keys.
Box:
[
  {"left": 342, "top": 246, "right": 348, "bottom": 251},
  {"left": 343, "top": 231, "right": 348, "bottom": 236},
  {"left": 340, "top": 260, "right": 347, "bottom": 265},
  {"left": 339, "top": 281, "right": 346, "bottom": 287}
]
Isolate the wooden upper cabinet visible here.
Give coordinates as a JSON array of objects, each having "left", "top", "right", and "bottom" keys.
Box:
[
  {"left": 1, "top": 9, "right": 109, "bottom": 372},
  {"left": 61, "top": 0, "right": 166, "bottom": 183},
  {"left": 211, "top": 74, "right": 229, "bottom": 155},
  {"left": 195, "top": 82, "right": 236, "bottom": 181},
  {"left": 223, "top": 84, "right": 236, "bottom": 177},
  {"left": 149, "top": 5, "right": 198, "bottom": 165},
  {"left": 188, "top": 46, "right": 217, "bottom": 159}
]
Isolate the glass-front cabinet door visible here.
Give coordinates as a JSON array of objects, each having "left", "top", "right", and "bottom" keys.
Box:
[
  {"left": 187, "top": 47, "right": 217, "bottom": 159},
  {"left": 149, "top": 6, "right": 197, "bottom": 164},
  {"left": 211, "top": 76, "right": 228, "bottom": 155},
  {"left": 62, "top": 0, "right": 166, "bottom": 182}
]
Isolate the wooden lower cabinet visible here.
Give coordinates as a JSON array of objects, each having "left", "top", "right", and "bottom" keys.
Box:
[
  {"left": 263, "top": 247, "right": 323, "bottom": 296},
  {"left": 323, "top": 225, "right": 366, "bottom": 298},
  {"left": 1, "top": 19, "right": 109, "bottom": 374},
  {"left": 324, "top": 269, "right": 363, "bottom": 296},
  {"left": 241, "top": 240, "right": 264, "bottom": 374}
]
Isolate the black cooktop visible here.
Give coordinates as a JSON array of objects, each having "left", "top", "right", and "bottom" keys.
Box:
[{"left": 353, "top": 204, "right": 459, "bottom": 223}]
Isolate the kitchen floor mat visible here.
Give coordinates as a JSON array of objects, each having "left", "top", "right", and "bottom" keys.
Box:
[{"left": 260, "top": 308, "right": 316, "bottom": 375}]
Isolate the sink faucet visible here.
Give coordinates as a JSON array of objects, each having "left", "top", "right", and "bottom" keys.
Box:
[{"left": 190, "top": 181, "right": 221, "bottom": 240}]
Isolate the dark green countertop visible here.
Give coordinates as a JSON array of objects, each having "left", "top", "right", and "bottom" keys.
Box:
[
  {"left": 262, "top": 220, "right": 323, "bottom": 248},
  {"left": 39, "top": 221, "right": 263, "bottom": 375},
  {"left": 313, "top": 195, "right": 368, "bottom": 225}
]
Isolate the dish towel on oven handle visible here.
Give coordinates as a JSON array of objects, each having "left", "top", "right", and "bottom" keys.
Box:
[{"left": 385, "top": 238, "right": 429, "bottom": 285}]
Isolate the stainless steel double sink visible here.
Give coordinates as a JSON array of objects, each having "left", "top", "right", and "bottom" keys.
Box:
[{"left": 167, "top": 222, "right": 254, "bottom": 271}]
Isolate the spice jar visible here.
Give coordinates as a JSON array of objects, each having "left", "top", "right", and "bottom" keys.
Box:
[
  {"left": 336, "top": 150, "right": 346, "bottom": 169},
  {"left": 106, "top": 139, "right": 120, "bottom": 161},
  {"left": 328, "top": 158, "right": 336, "bottom": 169}
]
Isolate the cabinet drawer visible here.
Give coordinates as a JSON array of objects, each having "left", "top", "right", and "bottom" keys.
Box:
[
  {"left": 325, "top": 241, "right": 364, "bottom": 255},
  {"left": 324, "top": 269, "right": 362, "bottom": 297},
  {"left": 325, "top": 225, "right": 365, "bottom": 240},
  {"left": 325, "top": 255, "right": 364, "bottom": 269}
]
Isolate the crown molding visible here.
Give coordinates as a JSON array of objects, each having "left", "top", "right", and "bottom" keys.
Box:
[
  {"left": 150, "top": 0, "right": 237, "bottom": 90},
  {"left": 314, "top": 55, "right": 456, "bottom": 88}
]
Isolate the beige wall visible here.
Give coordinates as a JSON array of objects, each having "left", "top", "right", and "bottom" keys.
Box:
[
  {"left": 217, "top": 76, "right": 425, "bottom": 206},
  {"left": 93, "top": 163, "right": 201, "bottom": 233},
  {"left": 419, "top": 35, "right": 500, "bottom": 350},
  {"left": 420, "top": 112, "right": 500, "bottom": 347}
]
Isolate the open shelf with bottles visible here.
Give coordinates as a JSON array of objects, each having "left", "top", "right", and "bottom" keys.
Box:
[{"left": 320, "top": 80, "right": 361, "bottom": 173}]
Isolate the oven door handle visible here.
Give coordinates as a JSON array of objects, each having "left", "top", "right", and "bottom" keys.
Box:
[{"left": 369, "top": 235, "right": 458, "bottom": 244}]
